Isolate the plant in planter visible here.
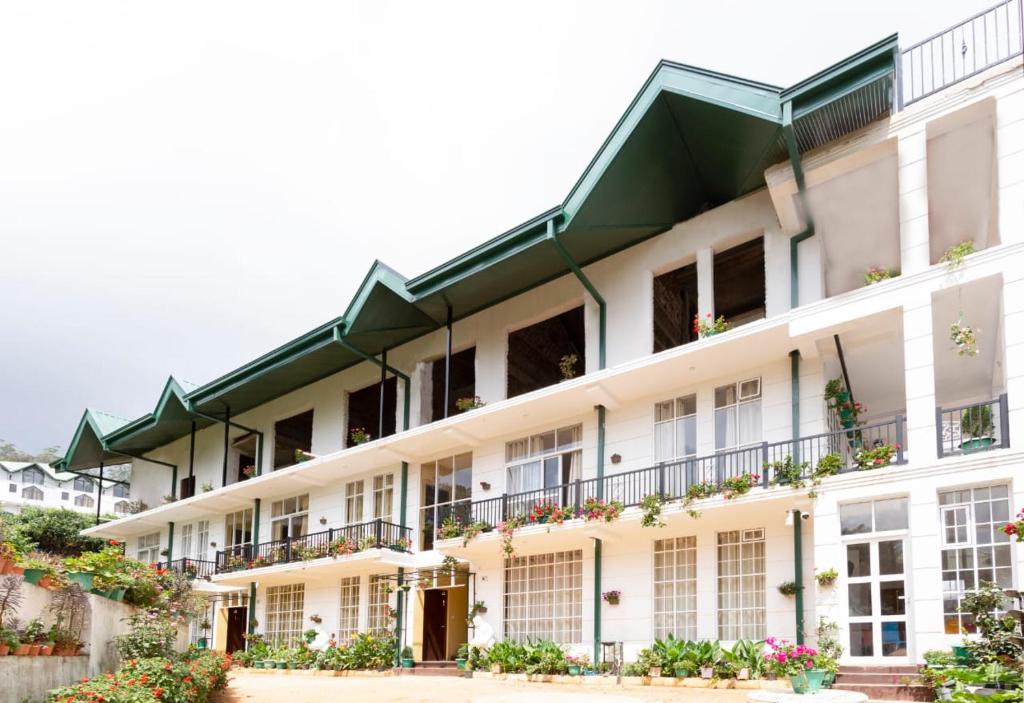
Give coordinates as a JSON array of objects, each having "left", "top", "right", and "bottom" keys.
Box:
[
  {"left": 455, "top": 396, "right": 485, "bottom": 412},
  {"left": 683, "top": 481, "right": 717, "bottom": 518},
  {"left": 1003, "top": 506, "right": 1024, "bottom": 542},
  {"left": 292, "top": 543, "right": 321, "bottom": 561},
  {"left": 864, "top": 266, "right": 898, "bottom": 285},
  {"left": 24, "top": 618, "right": 45, "bottom": 654},
  {"left": 940, "top": 240, "right": 975, "bottom": 270},
  {"left": 640, "top": 493, "right": 667, "bottom": 528},
  {"left": 294, "top": 448, "right": 314, "bottom": 463},
  {"left": 439, "top": 555, "right": 460, "bottom": 577},
  {"left": 777, "top": 581, "right": 800, "bottom": 597},
  {"left": 815, "top": 618, "right": 844, "bottom": 687},
  {"left": 201, "top": 482, "right": 214, "bottom": 493},
  {"left": 436, "top": 515, "right": 465, "bottom": 541},
  {"left": 602, "top": 590, "right": 621, "bottom": 606},
  {"left": 764, "top": 637, "right": 823, "bottom": 694},
  {"left": 349, "top": 427, "right": 372, "bottom": 445},
  {"left": 328, "top": 537, "right": 354, "bottom": 557},
  {"left": 566, "top": 653, "right": 589, "bottom": 676},
  {"left": 950, "top": 321, "right": 980, "bottom": 357},
  {"left": 0, "top": 542, "right": 21, "bottom": 575},
  {"left": 400, "top": 645, "right": 414, "bottom": 668},
  {"left": 390, "top": 536, "right": 413, "bottom": 552},
  {"left": 960, "top": 404, "right": 995, "bottom": 452},
  {"left": 693, "top": 312, "right": 729, "bottom": 339},
  {"left": 721, "top": 472, "right": 759, "bottom": 499},
  {"left": 559, "top": 353, "right": 580, "bottom": 380},
  {"left": 813, "top": 453, "right": 843, "bottom": 480},
  {"left": 48, "top": 584, "right": 88, "bottom": 656},
  {"left": 824, "top": 377, "right": 847, "bottom": 406},
  {"left": 854, "top": 443, "right": 899, "bottom": 470},
  {"left": 468, "top": 600, "right": 488, "bottom": 622},
  {"left": 835, "top": 399, "right": 865, "bottom": 427},
  {"left": 460, "top": 520, "right": 490, "bottom": 546},
  {"left": 581, "top": 497, "right": 623, "bottom": 522},
  {"left": 163, "top": 494, "right": 177, "bottom": 504},
  {"left": 767, "top": 455, "right": 809, "bottom": 489},
  {"left": 455, "top": 643, "right": 469, "bottom": 670},
  {"left": 0, "top": 625, "right": 18, "bottom": 656},
  {"left": 0, "top": 575, "right": 23, "bottom": 632},
  {"left": 498, "top": 515, "right": 525, "bottom": 558},
  {"left": 815, "top": 568, "right": 838, "bottom": 587},
  {"left": 241, "top": 464, "right": 256, "bottom": 479},
  {"left": 528, "top": 500, "right": 573, "bottom": 526}
]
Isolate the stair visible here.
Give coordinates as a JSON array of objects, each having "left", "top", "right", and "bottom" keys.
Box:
[
  {"left": 833, "top": 665, "right": 932, "bottom": 702},
  {"left": 395, "top": 660, "right": 465, "bottom": 677}
]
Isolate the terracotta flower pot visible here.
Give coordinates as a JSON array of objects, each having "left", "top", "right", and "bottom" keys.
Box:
[
  {"left": 0, "top": 644, "right": 8, "bottom": 656},
  {"left": 38, "top": 575, "right": 55, "bottom": 589},
  {"left": 40, "top": 645, "right": 54, "bottom": 656},
  {"left": 15, "top": 645, "right": 30, "bottom": 656},
  {"left": 0, "top": 557, "right": 12, "bottom": 574},
  {"left": 29, "top": 645, "right": 41, "bottom": 656}
]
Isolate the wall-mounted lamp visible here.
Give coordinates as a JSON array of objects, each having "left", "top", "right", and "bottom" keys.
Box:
[
  {"left": 479, "top": 481, "right": 491, "bottom": 491},
  {"left": 210, "top": 542, "right": 217, "bottom": 548},
  {"left": 319, "top": 516, "right": 327, "bottom": 525},
  {"left": 610, "top": 454, "right": 622, "bottom": 464}
]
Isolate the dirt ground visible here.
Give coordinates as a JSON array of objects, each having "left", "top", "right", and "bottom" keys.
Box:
[{"left": 220, "top": 671, "right": 757, "bottom": 703}]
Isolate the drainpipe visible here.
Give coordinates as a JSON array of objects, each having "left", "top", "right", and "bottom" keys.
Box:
[
  {"left": 222, "top": 406, "right": 230, "bottom": 487},
  {"left": 783, "top": 101, "right": 815, "bottom": 310},
  {"left": 333, "top": 326, "right": 411, "bottom": 432},
  {"left": 188, "top": 421, "right": 196, "bottom": 493},
  {"left": 188, "top": 409, "right": 264, "bottom": 477},
  {"left": 247, "top": 582, "right": 257, "bottom": 637},
  {"left": 546, "top": 218, "right": 607, "bottom": 370},
  {"left": 593, "top": 537, "right": 602, "bottom": 665},
  {"left": 252, "top": 499, "right": 261, "bottom": 551},
  {"left": 167, "top": 522, "right": 175, "bottom": 563},
  {"left": 379, "top": 349, "right": 389, "bottom": 439},
  {"left": 96, "top": 462, "right": 104, "bottom": 523},
  {"left": 790, "top": 351, "right": 801, "bottom": 463},
  {"left": 792, "top": 509, "right": 805, "bottom": 644},
  {"left": 444, "top": 305, "right": 453, "bottom": 418}
]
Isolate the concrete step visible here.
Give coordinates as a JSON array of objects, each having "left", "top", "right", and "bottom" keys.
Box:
[
  {"left": 395, "top": 661, "right": 465, "bottom": 677},
  {"left": 833, "top": 683, "right": 933, "bottom": 701},
  {"left": 839, "top": 665, "right": 921, "bottom": 675},
  {"left": 836, "top": 673, "right": 924, "bottom": 685}
]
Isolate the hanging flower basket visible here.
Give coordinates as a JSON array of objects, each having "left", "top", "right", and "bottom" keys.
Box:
[{"left": 950, "top": 322, "right": 979, "bottom": 357}]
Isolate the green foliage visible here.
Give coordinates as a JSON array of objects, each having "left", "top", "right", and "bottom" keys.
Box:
[
  {"left": 115, "top": 612, "right": 180, "bottom": 659},
  {"left": 940, "top": 240, "right": 976, "bottom": 270},
  {"left": 814, "top": 453, "right": 842, "bottom": 478},
  {"left": 311, "top": 633, "right": 397, "bottom": 670},
  {"left": 48, "top": 650, "right": 230, "bottom": 703},
  {"left": 0, "top": 441, "right": 61, "bottom": 463},
  {"left": 6, "top": 507, "right": 105, "bottom": 556},
  {"left": 724, "top": 639, "right": 768, "bottom": 679},
  {"left": 961, "top": 405, "right": 994, "bottom": 437},
  {"left": 640, "top": 493, "right": 666, "bottom": 528},
  {"left": 767, "top": 455, "right": 809, "bottom": 489},
  {"left": 0, "top": 575, "right": 24, "bottom": 627},
  {"left": 958, "top": 582, "right": 1022, "bottom": 664}
]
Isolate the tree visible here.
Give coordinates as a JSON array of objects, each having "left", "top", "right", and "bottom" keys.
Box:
[
  {"left": 7, "top": 507, "right": 105, "bottom": 557},
  {"left": 0, "top": 440, "right": 62, "bottom": 464}
]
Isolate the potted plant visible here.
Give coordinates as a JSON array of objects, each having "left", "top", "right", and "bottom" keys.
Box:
[
  {"left": 0, "top": 543, "right": 18, "bottom": 575},
  {"left": 455, "top": 396, "right": 485, "bottom": 412},
  {"left": 950, "top": 321, "right": 980, "bottom": 357},
  {"left": 389, "top": 536, "right": 412, "bottom": 552},
  {"left": 721, "top": 472, "right": 759, "bottom": 499},
  {"left": 401, "top": 645, "right": 415, "bottom": 668},
  {"left": 854, "top": 443, "right": 899, "bottom": 469},
  {"left": 468, "top": 600, "right": 487, "bottom": 619},
  {"left": 693, "top": 313, "right": 729, "bottom": 338},
  {"left": 241, "top": 464, "right": 256, "bottom": 479},
  {"left": 960, "top": 404, "right": 996, "bottom": 452},
  {"left": 24, "top": 618, "right": 45, "bottom": 655},
  {"left": 349, "top": 427, "right": 372, "bottom": 445},
  {"left": 940, "top": 240, "right": 975, "bottom": 270},
  {"left": 815, "top": 568, "right": 838, "bottom": 587},
  {"left": 455, "top": 643, "right": 469, "bottom": 670},
  {"left": 0, "top": 575, "right": 24, "bottom": 633},
  {"left": 602, "top": 590, "right": 621, "bottom": 606},
  {"left": 559, "top": 353, "right": 579, "bottom": 380},
  {"left": 764, "top": 637, "right": 825, "bottom": 694},
  {"left": 0, "top": 626, "right": 17, "bottom": 656},
  {"left": 640, "top": 493, "right": 666, "bottom": 528},
  {"left": 864, "top": 266, "right": 898, "bottom": 285},
  {"left": 816, "top": 617, "right": 844, "bottom": 687},
  {"left": 566, "top": 654, "right": 588, "bottom": 676},
  {"left": 294, "top": 448, "right": 314, "bottom": 463},
  {"left": 777, "top": 581, "right": 800, "bottom": 597}
]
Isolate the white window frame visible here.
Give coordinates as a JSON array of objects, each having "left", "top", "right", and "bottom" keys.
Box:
[
  {"left": 270, "top": 495, "right": 309, "bottom": 542},
  {"left": 345, "top": 481, "right": 365, "bottom": 525},
  {"left": 420, "top": 452, "right": 473, "bottom": 550},
  {"left": 714, "top": 378, "right": 762, "bottom": 451},
  {"left": 181, "top": 524, "right": 194, "bottom": 560},
  {"left": 21, "top": 485, "right": 43, "bottom": 501},
  {"left": 112, "top": 484, "right": 130, "bottom": 498},
  {"left": 73, "top": 494, "right": 94, "bottom": 508},
  {"left": 73, "top": 477, "right": 94, "bottom": 493},
  {"left": 338, "top": 576, "right": 360, "bottom": 643},
  {"left": 504, "top": 425, "right": 581, "bottom": 495},
  {"left": 653, "top": 536, "right": 697, "bottom": 640},
  {"left": 137, "top": 532, "right": 161, "bottom": 563},
  {"left": 22, "top": 468, "right": 44, "bottom": 485},
  {"left": 716, "top": 528, "right": 765, "bottom": 640},
  {"left": 195, "top": 520, "right": 210, "bottom": 559},
  {"left": 372, "top": 473, "right": 394, "bottom": 522},
  {"left": 265, "top": 583, "right": 305, "bottom": 647},
  {"left": 654, "top": 395, "right": 697, "bottom": 463},
  {"left": 224, "top": 509, "right": 253, "bottom": 549},
  {"left": 367, "top": 575, "right": 392, "bottom": 634},
  {"left": 504, "top": 550, "right": 583, "bottom": 644}
]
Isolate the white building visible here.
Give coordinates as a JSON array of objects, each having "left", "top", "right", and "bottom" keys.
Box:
[
  {"left": 59, "top": 4, "right": 1024, "bottom": 676},
  {"left": 0, "top": 461, "right": 132, "bottom": 516}
]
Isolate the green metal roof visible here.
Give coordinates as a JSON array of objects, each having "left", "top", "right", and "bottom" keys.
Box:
[
  {"left": 59, "top": 36, "right": 898, "bottom": 467},
  {"left": 54, "top": 409, "right": 132, "bottom": 471}
]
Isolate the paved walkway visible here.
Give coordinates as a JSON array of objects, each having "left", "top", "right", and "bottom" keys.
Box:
[{"left": 220, "top": 671, "right": 756, "bottom": 703}]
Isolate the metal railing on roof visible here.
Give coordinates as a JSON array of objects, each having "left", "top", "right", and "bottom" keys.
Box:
[{"left": 900, "top": 0, "right": 1023, "bottom": 106}]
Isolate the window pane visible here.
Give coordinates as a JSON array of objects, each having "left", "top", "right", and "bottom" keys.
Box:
[
  {"left": 656, "top": 401, "right": 674, "bottom": 422},
  {"left": 679, "top": 416, "right": 696, "bottom": 457},
  {"left": 878, "top": 541, "right": 904, "bottom": 575},
  {"left": 841, "top": 502, "right": 873, "bottom": 535},
  {"left": 678, "top": 395, "right": 696, "bottom": 416},
  {"left": 881, "top": 621, "right": 907, "bottom": 656},
  {"left": 848, "top": 583, "right": 873, "bottom": 616},
  {"left": 874, "top": 498, "right": 908, "bottom": 531},
  {"left": 849, "top": 623, "right": 873, "bottom": 657},
  {"left": 879, "top": 581, "right": 906, "bottom": 615},
  {"left": 847, "top": 543, "right": 871, "bottom": 577},
  {"left": 715, "top": 385, "right": 736, "bottom": 408}
]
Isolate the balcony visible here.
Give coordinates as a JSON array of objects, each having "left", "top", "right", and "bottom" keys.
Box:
[
  {"left": 156, "top": 557, "right": 217, "bottom": 580},
  {"left": 937, "top": 395, "right": 1010, "bottom": 458},
  {"left": 213, "top": 518, "right": 412, "bottom": 578}
]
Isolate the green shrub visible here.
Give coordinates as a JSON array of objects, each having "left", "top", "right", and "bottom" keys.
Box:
[
  {"left": 115, "top": 613, "right": 180, "bottom": 660},
  {"left": 49, "top": 650, "right": 230, "bottom": 703}
]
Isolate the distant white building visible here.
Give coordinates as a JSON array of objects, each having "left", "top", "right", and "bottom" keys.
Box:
[{"left": 0, "top": 461, "right": 133, "bottom": 517}]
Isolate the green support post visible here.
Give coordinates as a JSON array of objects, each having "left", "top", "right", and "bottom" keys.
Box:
[
  {"left": 252, "top": 498, "right": 261, "bottom": 546},
  {"left": 593, "top": 538, "right": 602, "bottom": 665},
  {"left": 171, "top": 464, "right": 178, "bottom": 500},
  {"left": 790, "top": 350, "right": 801, "bottom": 464},
  {"left": 167, "top": 522, "right": 174, "bottom": 563},
  {"left": 783, "top": 100, "right": 815, "bottom": 310},
  {"left": 248, "top": 582, "right": 257, "bottom": 637},
  {"left": 547, "top": 218, "right": 606, "bottom": 370},
  {"left": 596, "top": 405, "right": 605, "bottom": 499},
  {"left": 793, "top": 509, "right": 804, "bottom": 644}
]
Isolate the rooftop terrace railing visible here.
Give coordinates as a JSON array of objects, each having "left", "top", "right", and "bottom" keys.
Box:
[
  {"left": 214, "top": 518, "right": 411, "bottom": 574},
  {"left": 453, "top": 417, "right": 906, "bottom": 531},
  {"left": 900, "top": 0, "right": 1023, "bottom": 106}
]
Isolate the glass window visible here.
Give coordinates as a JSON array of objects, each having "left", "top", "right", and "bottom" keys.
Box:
[
  {"left": 265, "top": 584, "right": 305, "bottom": 647},
  {"left": 21, "top": 485, "right": 43, "bottom": 501},
  {"left": 714, "top": 379, "right": 762, "bottom": 450},
  {"left": 60, "top": 491, "right": 68, "bottom": 500},
  {"left": 420, "top": 452, "right": 473, "bottom": 550},
  {"left": 22, "top": 468, "right": 44, "bottom": 485},
  {"left": 273, "top": 409, "right": 314, "bottom": 469},
  {"left": 653, "top": 537, "right": 697, "bottom": 640},
  {"left": 939, "top": 485, "right": 1013, "bottom": 634},
  {"left": 73, "top": 477, "right": 94, "bottom": 492},
  {"left": 372, "top": 474, "right": 394, "bottom": 522},
  {"left": 73, "top": 494, "right": 94, "bottom": 508},
  {"left": 654, "top": 395, "right": 697, "bottom": 462},
  {"left": 271, "top": 495, "right": 309, "bottom": 541},
  {"left": 113, "top": 500, "right": 130, "bottom": 515},
  {"left": 367, "top": 575, "right": 393, "bottom": 635},
  {"left": 112, "top": 484, "right": 130, "bottom": 498},
  {"left": 840, "top": 498, "right": 908, "bottom": 535},
  {"left": 338, "top": 576, "right": 360, "bottom": 643},
  {"left": 195, "top": 520, "right": 210, "bottom": 559},
  {"left": 137, "top": 532, "right": 161, "bottom": 563},
  {"left": 504, "top": 550, "right": 582, "bottom": 644},
  {"left": 504, "top": 425, "right": 581, "bottom": 516},
  {"left": 717, "top": 529, "right": 765, "bottom": 640},
  {"left": 224, "top": 509, "right": 253, "bottom": 549},
  {"left": 345, "top": 481, "right": 364, "bottom": 525}
]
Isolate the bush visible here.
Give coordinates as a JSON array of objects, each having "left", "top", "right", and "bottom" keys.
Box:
[
  {"left": 6, "top": 507, "right": 105, "bottom": 557},
  {"left": 115, "top": 613, "right": 180, "bottom": 659},
  {"left": 48, "top": 650, "right": 230, "bottom": 703}
]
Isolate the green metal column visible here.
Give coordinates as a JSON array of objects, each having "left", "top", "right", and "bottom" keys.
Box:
[
  {"left": 171, "top": 463, "right": 178, "bottom": 500},
  {"left": 167, "top": 522, "right": 175, "bottom": 563},
  {"left": 783, "top": 100, "right": 815, "bottom": 310},
  {"left": 248, "top": 582, "right": 257, "bottom": 637},
  {"left": 547, "top": 219, "right": 606, "bottom": 370},
  {"left": 593, "top": 538, "right": 602, "bottom": 665},
  {"left": 793, "top": 509, "right": 804, "bottom": 644},
  {"left": 395, "top": 461, "right": 408, "bottom": 663},
  {"left": 252, "top": 499, "right": 261, "bottom": 546},
  {"left": 790, "top": 351, "right": 801, "bottom": 463},
  {"left": 596, "top": 405, "right": 606, "bottom": 499}
]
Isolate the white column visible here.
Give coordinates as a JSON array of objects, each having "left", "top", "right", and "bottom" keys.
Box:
[
  {"left": 1001, "top": 273, "right": 1024, "bottom": 447},
  {"left": 697, "top": 247, "right": 715, "bottom": 320},
  {"left": 902, "top": 293, "right": 938, "bottom": 464},
  {"left": 898, "top": 130, "right": 931, "bottom": 275},
  {"left": 997, "top": 89, "right": 1024, "bottom": 245}
]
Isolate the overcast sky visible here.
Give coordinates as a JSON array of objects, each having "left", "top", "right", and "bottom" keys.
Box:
[{"left": 0, "top": 1, "right": 992, "bottom": 454}]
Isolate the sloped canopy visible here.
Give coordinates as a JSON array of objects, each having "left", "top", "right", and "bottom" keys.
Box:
[
  {"left": 61, "top": 35, "right": 899, "bottom": 466},
  {"left": 103, "top": 377, "right": 214, "bottom": 454},
  {"left": 54, "top": 409, "right": 132, "bottom": 471}
]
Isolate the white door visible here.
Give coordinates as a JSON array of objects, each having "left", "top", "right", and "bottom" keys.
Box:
[{"left": 846, "top": 538, "right": 910, "bottom": 662}]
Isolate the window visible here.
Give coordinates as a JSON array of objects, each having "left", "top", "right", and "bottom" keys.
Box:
[
  {"left": 504, "top": 550, "right": 583, "bottom": 644},
  {"left": 271, "top": 495, "right": 309, "bottom": 541},
  {"left": 22, "top": 485, "right": 43, "bottom": 501},
  {"left": 73, "top": 477, "right": 94, "bottom": 492},
  {"left": 8, "top": 484, "right": 15, "bottom": 493},
  {"left": 181, "top": 524, "right": 194, "bottom": 560},
  {"left": 112, "top": 484, "right": 129, "bottom": 498},
  {"left": 717, "top": 529, "right": 765, "bottom": 640},
  {"left": 61, "top": 491, "right": 69, "bottom": 500},
  {"left": 367, "top": 575, "right": 392, "bottom": 634},
  {"left": 22, "top": 468, "right": 44, "bottom": 485},
  {"left": 195, "top": 520, "right": 210, "bottom": 559},
  {"left": 74, "top": 494, "right": 94, "bottom": 508},
  {"left": 713, "top": 237, "right": 766, "bottom": 327},
  {"left": 505, "top": 424, "right": 581, "bottom": 498},
  {"left": 939, "top": 486, "right": 1012, "bottom": 634},
  {"left": 840, "top": 498, "right": 909, "bottom": 535},
  {"left": 224, "top": 509, "right": 253, "bottom": 549},
  {"left": 715, "top": 379, "right": 762, "bottom": 450},
  {"left": 420, "top": 452, "right": 472, "bottom": 550},
  {"left": 137, "top": 533, "right": 161, "bottom": 563},
  {"left": 345, "top": 481, "right": 364, "bottom": 525},
  {"left": 338, "top": 577, "right": 360, "bottom": 643},
  {"left": 347, "top": 379, "right": 397, "bottom": 445},
  {"left": 654, "top": 536, "right": 697, "bottom": 640},
  {"left": 265, "top": 584, "right": 305, "bottom": 647},
  {"left": 507, "top": 306, "right": 585, "bottom": 398},
  {"left": 232, "top": 433, "right": 258, "bottom": 482},
  {"left": 113, "top": 500, "right": 130, "bottom": 516},
  {"left": 653, "top": 261, "right": 698, "bottom": 352},
  {"left": 655, "top": 395, "right": 697, "bottom": 462},
  {"left": 429, "top": 347, "right": 476, "bottom": 422},
  {"left": 273, "top": 410, "right": 314, "bottom": 469},
  {"left": 372, "top": 474, "right": 393, "bottom": 521}
]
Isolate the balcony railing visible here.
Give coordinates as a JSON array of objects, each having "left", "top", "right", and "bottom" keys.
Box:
[
  {"left": 214, "top": 518, "right": 411, "bottom": 574},
  {"left": 900, "top": 0, "right": 1023, "bottom": 106},
  {"left": 450, "top": 417, "right": 907, "bottom": 530},
  {"left": 937, "top": 394, "right": 1010, "bottom": 458},
  {"left": 156, "top": 557, "right": 217, "bottom": 580}
]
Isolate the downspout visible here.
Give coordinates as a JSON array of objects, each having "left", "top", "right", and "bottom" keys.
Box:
[
  {"left": 333, "top": 326, "right": 411, "bottom": 431},
  {"left": 167, "top": 521, "right": 175, "bottom": 563},
  {"left": 96, "top": 462, "right": 104, "bottom": 523},
  {"left": 792, "top": 509, "right": 805, "bottom": 644},
  {"left": 593, "top": 537, "right": 602, "bottom": 665},
  {"left": 444, "top": 305, "right": 453, "bottom": 418},
  {"left": 222, "top": 405, "right": 231, "bottom": 487},
  {"left": 783, "top": 101, "right": 815, "bottom": 310},
  {"left": 252, "top": 499, "right": 261, "bottom": 553},
  {"left": 790, "top": 350, "right": 801, "bottom": 464},
  {"left": 379, "top": 349, "right": 389, "bottom": 439},
  {"left": 188, "top": 409, "right": 265, "bottom": 477},
  {"left": 247, "top": 582, "right": 257, "bottom": 637},
  {"left": 546, "top": 218, "right": 607, "bottom": 370},
  {"left": 188, "top": 421, "right": 196, "bottom": 493}
]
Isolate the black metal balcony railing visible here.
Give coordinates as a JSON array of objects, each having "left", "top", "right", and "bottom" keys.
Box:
[
  {"left": 937, "top": 394, "right": 1010, "bottom": 458},
  {"left": 156, "top": 557, "right": 217, "bottom": 580},
  {"left": 900, "top": 0, "right": 1023, "bottom": 106},
  {"left": 442, "top": 417, "right": 908, "bottom": 531},
  {"left": 214, "top": 518, "right": 411, "bottom": 574}
]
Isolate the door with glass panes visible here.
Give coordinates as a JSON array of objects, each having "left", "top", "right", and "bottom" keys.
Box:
[{"left": 846, "top": 538, "right": 910, "bottom": 662}]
